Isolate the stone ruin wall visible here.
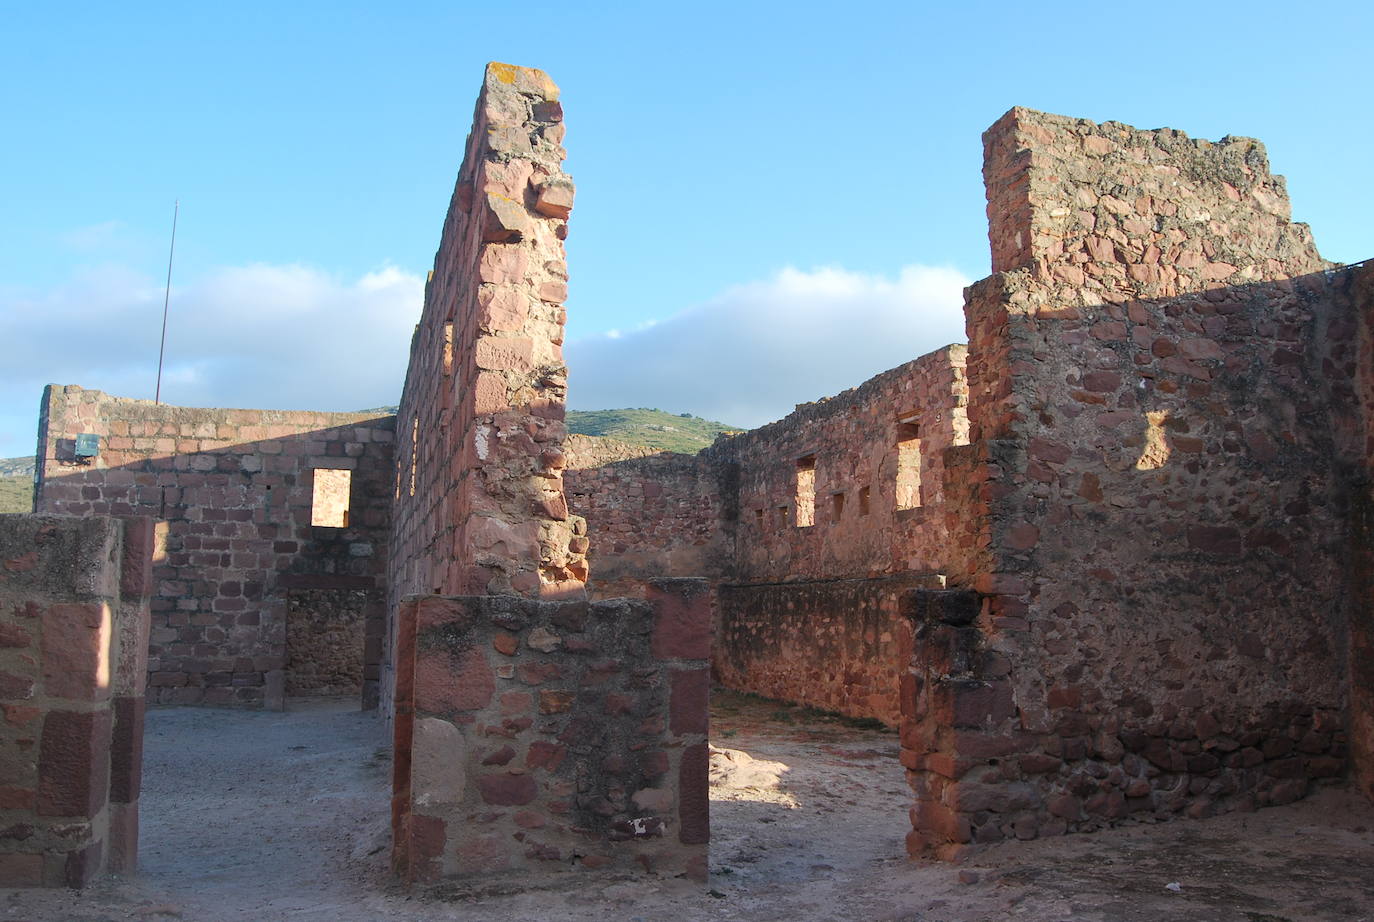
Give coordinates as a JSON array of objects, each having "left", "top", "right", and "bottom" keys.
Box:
[
  {"left": 565, "top": 347, "right": 971, "bottom": 727},
  {"left": 386, "top": 62, "right": 586, "bottom": 717},
  {"left": 711, "top": 347, "right": 970, "bottom": 727},
  {"left": 563, "top": 435, "right": 730, "bottom": 602},
  {"left": 391, "top": 580, "right": 709, "bottom": 883},
  {"left": 0, "top": 514, "right": 151, "bottom": 887},
  {"left": 387, "top": 64, "right": 710, "bottom": 886},
  {"left": 1347, "top": 259, "right": 1374, "bottom": 803},
  {"left": 33, "top": 387, "right": 393, "bottom": 709},
  {"left": 903, "top": 108, "right": 1358, "bottom": 858}
]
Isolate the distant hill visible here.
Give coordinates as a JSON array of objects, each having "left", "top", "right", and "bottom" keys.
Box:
[
  {"left": 566, "top": 409, "right": 740, "bottom": 454},
  {"left": 354, "top": 406, "right": 741, "bottom": 455}
]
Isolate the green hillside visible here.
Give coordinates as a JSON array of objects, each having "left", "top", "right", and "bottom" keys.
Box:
[
  {"left": 566, "top": 408, "right": 740, "bottom": 454},
  {"left": 0, "top": 477, "right": 33, "bottom": 514},
  {"left": 353, "top": 407, "right": 741, "bottom": 454}
]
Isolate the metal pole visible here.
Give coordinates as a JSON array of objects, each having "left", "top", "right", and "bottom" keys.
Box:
[{"left": 155, "top": 199, "right": 179, "bottom": 404}]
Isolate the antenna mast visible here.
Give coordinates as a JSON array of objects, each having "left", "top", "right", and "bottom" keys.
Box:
[{"left": 155, "top": 199, "right": 179, "bottom": 404}]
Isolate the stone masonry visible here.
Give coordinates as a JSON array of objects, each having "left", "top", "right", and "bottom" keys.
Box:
[
  {"left": 0, "top": 514, "right": 152, "bottom": 887},
  {"left": 564, "top": 108, "right": 1373, "bottom": 856},
  {"left": 34, "top": 387, "right": 393, "bottom": 709},
  {"left": 391, "top": 579, "right": 710, "bottom": 882},
  {"left": 387, "top": 64, "right": 711, "bottom": 886}
]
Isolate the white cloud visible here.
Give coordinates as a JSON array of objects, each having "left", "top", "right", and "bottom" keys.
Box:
[
  {"left": 564, "top": 264, "right": 971, "bottom": 429},
  {"left": 0, "top": 261, "right": 422, "bottom": 456}
]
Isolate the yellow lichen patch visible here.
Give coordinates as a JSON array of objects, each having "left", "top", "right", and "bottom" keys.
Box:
[
  {"left": 1136, "top": 410, "right": 1171, "bottom": 470},
  {"left": 488, "top": 61, "right": 518, "bottom": 84}
]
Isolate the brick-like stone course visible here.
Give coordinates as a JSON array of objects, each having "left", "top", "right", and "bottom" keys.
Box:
[
  {"left": 391, "top": 578, "right": 710, "bottom": 883},
  {"left": 0, "top": 514, "right": 151, "bottom": 886},
  {"left": 34, "top": 387, "right": 393, "bottom": 709}
]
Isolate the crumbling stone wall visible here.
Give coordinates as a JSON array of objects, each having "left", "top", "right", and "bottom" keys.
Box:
[
  {"left": 724, "top": 347, "right": 968, "bottom": 583},
  {"left": 386, "top": 61, "right": 587, "bottom": 718},
  {"left": 391, "top": 579, "right": 709, "bottom": 882},
  {"left": 565, "top": 348, "right": 968, "bottom": 726},
  {"left": 564, "top": 437, "right": 729, "bottom": 601},
  {"left": 904, "top": 109, "right": 1353, "bottom": 857},
  {"left": 0, "top": 514, "right": 151, "bottom": 887},
  {"left": 34, "top": 387, "right": 393, "bottom": 709},
  {"left": 1347, "top": 259, "right": 1374, "bottom": 803}
]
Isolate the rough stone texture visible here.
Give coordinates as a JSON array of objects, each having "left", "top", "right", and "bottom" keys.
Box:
[
  {"left": 565, "top": 348, "right": 968, "bottom": 726},
  {"left": 564, "top": 441, "right": 729, "bottom": 601},
  {"left": 0, "top": 514, "right": 151, "bottom": 886},
  {"left": 904, "top": 108, "right": 1356, "bottom": 859},
  {"left": 391, "top": 579, "right": 710, "bottom": 884},
  {"left": 33, "top": 387, "right": 393, "bottom": 709},
  {"left": 1347, "top": 258, "right": 1374, "bottom": 803},
  {"left": 285, "top": 588, "right": 372, "bottom": 697},
  {"left": 386, "top": 61, "right": 587, "bottom": 720},
  {"left": 716, "top": 576, "right": 941, "bottom": 727}
]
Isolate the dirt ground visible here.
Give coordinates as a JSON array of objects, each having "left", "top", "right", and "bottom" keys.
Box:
[{"left": 5, "top": 691, "right": 1373, "bottom": 921}]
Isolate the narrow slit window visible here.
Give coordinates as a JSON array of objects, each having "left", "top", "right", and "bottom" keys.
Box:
[
  {"left": 409, "top": 415, "right": 419, "bottom": 497},
  {"left": 442, "top": 321, "right": 454, "bottom": 376},
  {"left": 831, "top": 492, "right": 845, "bottom": 523},
  {"left": 755, "top": 508, "right": 765, "bottom": 529},
  {"left": 777, "top": 506, "right": 789, "bottom": 528},
  {"left": 795, "top": 455, "right": 816, "bottom": 527},
  {"left": 311, "top": 469, "right": 351, "bottom": 527},
  {"left": 859, "top": 485, "right": 871, "bottom": 516},
  {"left": 896, "top": 420, "right": 922, "bottom": 510}
]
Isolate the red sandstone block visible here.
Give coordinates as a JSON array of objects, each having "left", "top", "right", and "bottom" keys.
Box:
[
  {"left": 647, "top": 579, "right": 711, "bottom": 661},
  {"left": 110, "top": 695, "right": 145, "bottom": 804},
  {"left": 107, "top": 801, "right": 139, "bottom": 874},
  {"left": 37, "top": 709, "right": 111, "bottom": 817},
  {"left": 116, "top": 517, "right": 156, "bottom": 601},
  {"left": 669, "top": 668, "right": 710, "bottom": 736},
  {"left": 477, "top": 772, "right": 538, "bottom": 806},
  {"left": 414, "top": 645, "right": 494, "bottom": 714},
  {"left": 42, "top": 603, "right": 111, "bottom": 701},
  {"left": 678, "top": 742, "right": 709, "bottom": 845}
]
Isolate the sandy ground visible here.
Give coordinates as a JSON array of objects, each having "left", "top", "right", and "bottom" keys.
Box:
[{"left": 4, "top": 691, "right": 1373, "bottom": 921}]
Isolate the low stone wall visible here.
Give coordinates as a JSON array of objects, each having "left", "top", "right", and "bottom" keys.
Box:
[
  {"left": 715, "top": 575, "right": 942, "bottom": 728},
  {"left": 391, "top": 579, "right": 710, "bottom": 883},
  {"left": 0, "top": 514, "right": 152, "bottom": 887}
]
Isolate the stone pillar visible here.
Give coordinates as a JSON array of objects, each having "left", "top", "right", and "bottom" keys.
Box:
[{"left": 0, "top": 514, "right": 152, "bottom": 886}]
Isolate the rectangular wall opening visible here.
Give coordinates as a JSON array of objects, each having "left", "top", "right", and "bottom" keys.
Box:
[
  {"left": 859, "top": 485, "right": 871, "bottom": 516},
  {"left": 311, "top": 469, "right": 352, "bottom": 527},
  {"left": 795, "top": 455, "right": 816, "bottom": 527},
  {"left": 831, "top": 492, "right": 845, "bottom": 522},
  {"left": 896, "top": 420, "right": 922, "bottom": 510},
  {"left": 754, "top": 508, "right": 765, "bottom": 529}
]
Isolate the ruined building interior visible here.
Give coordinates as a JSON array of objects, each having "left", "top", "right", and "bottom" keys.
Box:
[{"left": 1, "top": 61, "right": 1371, "bottom": 889}]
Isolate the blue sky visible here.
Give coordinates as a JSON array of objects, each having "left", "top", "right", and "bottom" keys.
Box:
[{"left": 2, "top": 1, "right": 1370, "bottom": 458}]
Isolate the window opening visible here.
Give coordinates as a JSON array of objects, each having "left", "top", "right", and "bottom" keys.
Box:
[
  {"left": 859, "top": 485, "right": 871, "bottom": 516},
  {"left": 795, "top": 455, "right": 816, "bottom": 527},
  {"left": 311, "top": 469, "right": 352, "bottom": 527},
  {"left": 831, "top": 492, "right": 845, "bottom": 523},
  {"left": 896, "top": 419, "right": 922, "bottom": 510}
]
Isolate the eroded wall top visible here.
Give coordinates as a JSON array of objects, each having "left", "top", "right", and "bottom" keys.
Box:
[{"left": 390, "top": 62, "right": 585, "bottom": 608}]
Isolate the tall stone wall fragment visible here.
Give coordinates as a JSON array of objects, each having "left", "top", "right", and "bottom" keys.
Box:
[
  {"left": 387, "top": 61, "right": 587, "bottom": 716},
  {"left": 906, "top": 108, "right": 1355, "bottom": 857}
]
